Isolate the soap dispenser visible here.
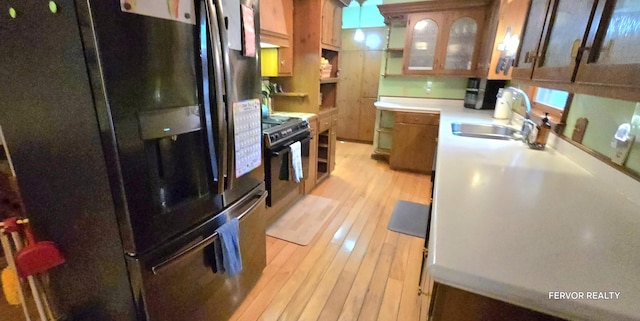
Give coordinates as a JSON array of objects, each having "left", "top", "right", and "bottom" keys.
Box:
[{"left": 532, "top": 113, "right": 551, "bottom": 149}]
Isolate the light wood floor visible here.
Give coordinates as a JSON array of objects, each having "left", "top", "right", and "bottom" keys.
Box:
[{"left": 231, "top": 141, "right": 433, "bottom": 321}]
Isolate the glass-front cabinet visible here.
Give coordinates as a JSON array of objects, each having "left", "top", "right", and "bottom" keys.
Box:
[
  {"left": 512, "top": 0, "right": 552, "bottom": 79},
  {"left": 514, "top": 0, "right": 640, "bottom": 91},
  {"left": 444, "top": 16, "right": 479, "bottom": 70},
  {"left": 403, "top": 8, "right": 485, "bottom": 76},
  {"left": 532, "top": 0, "right": 597, "bottom": 82},
  {"left": 405, "top": 15, "right": 442, "bottom": 73},
  {"left": 576, "top": 0, "right": 640, "bottom": 88}
]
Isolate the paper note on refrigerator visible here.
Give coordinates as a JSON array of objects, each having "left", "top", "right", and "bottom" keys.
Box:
[
  {"left": 222, "top": 0, "right": 243, "bottom": 51},
  {"left": 233, "top": 99, "right": 262, "bottom": 178},
  {"left": 120, "top": 0, "right": 195, "bottom": 24},
  {"left": 241, "top": 4, "right": 256, "bottom": 57}
]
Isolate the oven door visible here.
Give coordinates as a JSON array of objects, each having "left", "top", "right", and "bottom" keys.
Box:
[{"left": 266, "top": 135, "right": 310, "bottom": 207}]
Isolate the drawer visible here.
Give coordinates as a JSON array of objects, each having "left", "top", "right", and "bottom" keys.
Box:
[
  {"left": 331, "top": 114, "right": 338, "bottom": 127},
  {"left": 395, "top": 112, "right": 439, "bottom": 125},
  {"left": 318, "top": 114, "right": 332, "bottom": 132}
]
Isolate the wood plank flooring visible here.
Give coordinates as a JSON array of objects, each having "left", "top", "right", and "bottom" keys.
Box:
[{"left": 230, "top": 142, "right": 432, "bottom": 321}]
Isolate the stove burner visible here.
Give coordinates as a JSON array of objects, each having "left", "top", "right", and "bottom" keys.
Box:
[{"left": 262, "top": 115, "right": 290, "bottom": 125}]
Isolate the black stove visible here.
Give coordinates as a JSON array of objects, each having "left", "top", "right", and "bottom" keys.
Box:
[
  {"left": 262, "top": 116, "right": 310, "bottom": 149},
  {"left": 261, "top": 115, "right": 311, "bottom": 207}
]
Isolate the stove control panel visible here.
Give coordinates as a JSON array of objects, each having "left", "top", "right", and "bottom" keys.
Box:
[{"left": 264, "top": 119, "right": 310, "bottom": 149}]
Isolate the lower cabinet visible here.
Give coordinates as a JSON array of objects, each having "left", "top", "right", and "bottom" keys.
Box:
[
  {"left": 428, "top": 283, "right": 563, "bottom": 321},
  {"left": 390, "top": 112, "right": 439, "bottom": 173}
]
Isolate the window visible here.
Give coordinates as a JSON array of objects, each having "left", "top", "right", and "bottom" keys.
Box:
[
  {"left": 527, "top": 87, "right": 571, "bottom": 127},
  {"left": 535, "top": 88, "right": 569, "bottom": 110}
]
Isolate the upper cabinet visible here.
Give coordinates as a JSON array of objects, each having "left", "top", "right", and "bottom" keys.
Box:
[
  {"left": 260, "top": 0, "right": 293, "bottom": 47},
  {"left": 378, "top": 0, "right": 492, "bottom": 77},
  {"left": 322, "top": 0, "right": 345, "bottom": 50},
  {"left": 477, "top": 0, "right": 529, "bottom": 79},
  {"left": 272, "top": 0, "right": 347, "bottom": 114},
  {"left": 404, "top": 13, "right": 444, "bottom": 74},
  {"left": 404, "top": 8, "right": 486, "bottom": 76},
  {"left": 513, "top": 0, "right": 596, "bottom": 83},
  {"left": 575, "top": 0, "right": 640, "bottom": 89},
  {"left": 260, "top": 0, "right": 294, "bottom": 77},
  {"left": 513, "top": 0, "right": 640, "bottom": 93}
]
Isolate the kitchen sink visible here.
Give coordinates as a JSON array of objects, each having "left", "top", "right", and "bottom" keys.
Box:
[{"left": 451, "top": 123, "right": 520, "bottom": 140}]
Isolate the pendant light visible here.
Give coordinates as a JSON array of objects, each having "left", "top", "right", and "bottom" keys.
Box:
[{"left": 354, "top": 0, "right": 365, "bottom": 42}]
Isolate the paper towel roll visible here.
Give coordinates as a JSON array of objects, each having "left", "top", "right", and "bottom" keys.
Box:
[{"left": 494, "top": 89, "right": 512, "bottom": 119}]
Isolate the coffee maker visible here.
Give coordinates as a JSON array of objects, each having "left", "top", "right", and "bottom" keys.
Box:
[{"left": 464, "top": 78, "right": 506, "bottom": 110}]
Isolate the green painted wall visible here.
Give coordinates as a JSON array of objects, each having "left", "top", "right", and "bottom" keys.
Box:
[
  {"left": 564, "top": 95, "right": 640, "bottom": 174},
  {"left": 378, "top": 77, "right": 467, "bottom": 98}
]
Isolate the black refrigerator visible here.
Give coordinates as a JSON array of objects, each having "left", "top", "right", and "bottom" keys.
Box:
[{"left": 0, "top": 0, "right": 266, "bottom": 320}]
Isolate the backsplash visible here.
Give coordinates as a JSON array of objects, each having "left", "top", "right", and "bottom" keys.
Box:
[
  {"left": 563, "top": 94, "right": 640, "bottom": 176},
  {"left": 378, "top": 76, "right": 467, "bottom": 99}
]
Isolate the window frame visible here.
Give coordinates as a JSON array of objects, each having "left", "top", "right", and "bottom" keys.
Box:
[{"left": 524, "top": 86, "right": 572, "bottom": 131}]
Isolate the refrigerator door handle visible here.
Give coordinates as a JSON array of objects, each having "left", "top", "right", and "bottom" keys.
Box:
[
  {"left": 204, "top": 0, "right": 228, "bottom": 193},
  {"left": 150, "top": 190, "right": 267, "bottom": 275},
  {"left": 212, "top": 0, "right": 236, "bottom": 190}
]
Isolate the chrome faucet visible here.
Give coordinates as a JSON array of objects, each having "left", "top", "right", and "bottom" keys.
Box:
[{"left": 505, "top": 86, "right": 537, "bottom": 145}]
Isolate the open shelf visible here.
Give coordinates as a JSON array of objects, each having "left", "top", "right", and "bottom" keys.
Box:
[
  {"left": 316, "top": 170, "right": 329, "bottom": 183},
  {"left": 320, "top": 77, "right": 339, "bottom": 84},
  {"left": 317, "top": 130, "right": 330, "bottom": 183}
]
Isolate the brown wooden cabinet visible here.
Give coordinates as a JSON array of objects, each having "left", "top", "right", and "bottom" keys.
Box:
[
  {"left": 513, "top": 0, "right": 640, "bottom": 92},
  {"left": 403, "top": 9, "right": 486, "bottom": 76},
  {"left": 270, "top": 0, "right": 345, "bottom": 184},
  {"left": 575, "top": 0, "right": 640, "bottom": 89},
  {"left": 277, "top": 46, "right": 294, "bottom": 76},
  {"left": 260, "top": 0, "right": 293, "bottom": 77},
  {"left": 260, "top": 0, "right": 293, "bottom": 47},
  {"left": 511, "top": 0, "right": 551, "bottom": 80},
  {"left": 377, "top": 0, "right": 492, "bottom": 77},
  {"left": 390, "top": 112, "right": 439, "bottom": 173},
  {"left": 337, "top": 28, "right": 384, "bottom": 143},
  {"left": 512, "top": 0, "right": 596, "bottom": 83},
  {"left": 428, "top": 283, "right": 563, "bottom": 321},
  {"left": 261, "top": 46, "right": 293, "bottom": 77},
  {"left": 476, "top": 0, "right": 529, "bottom": 79},
  {"left": 274, "top": 0, "right": 345, "bottom": 115},
  {"left": 321, "top": 0, "right": 344, "bottom": 50}
]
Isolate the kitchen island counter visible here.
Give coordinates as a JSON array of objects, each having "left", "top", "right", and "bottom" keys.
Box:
[{"left": 376, "top": 97, "right": 640, "bottom": 321}]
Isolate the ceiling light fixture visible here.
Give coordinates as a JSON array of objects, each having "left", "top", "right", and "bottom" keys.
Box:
[{"left": 354, "top": 0, "right": 366, "bottom": 42}]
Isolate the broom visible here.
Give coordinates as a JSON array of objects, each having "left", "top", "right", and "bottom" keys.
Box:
[
  {"left": 1, "top": 227, "right": 31, "bottom": 321},
  {"left": 1, "top": 266, "right": 20, "bottom": 305}
]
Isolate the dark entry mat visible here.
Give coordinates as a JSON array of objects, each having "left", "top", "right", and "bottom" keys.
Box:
[{"left": 387, "top": 200, "right": 430, "bottom": 238}]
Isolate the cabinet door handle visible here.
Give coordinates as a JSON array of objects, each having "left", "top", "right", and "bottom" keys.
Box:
[
  {"left": 525, "top": 50, "right": 539, "bottom": 64},
  {"left": 570, "top": 39, "right": 581, "bottom": 59}
]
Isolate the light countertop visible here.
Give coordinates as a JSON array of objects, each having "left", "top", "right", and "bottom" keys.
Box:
[
  {"left": 377, "top": 97, "right": 640, "bottom": 321},
  {"left": 269, "top": 111, "right": 317, "bottom": 120}
]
